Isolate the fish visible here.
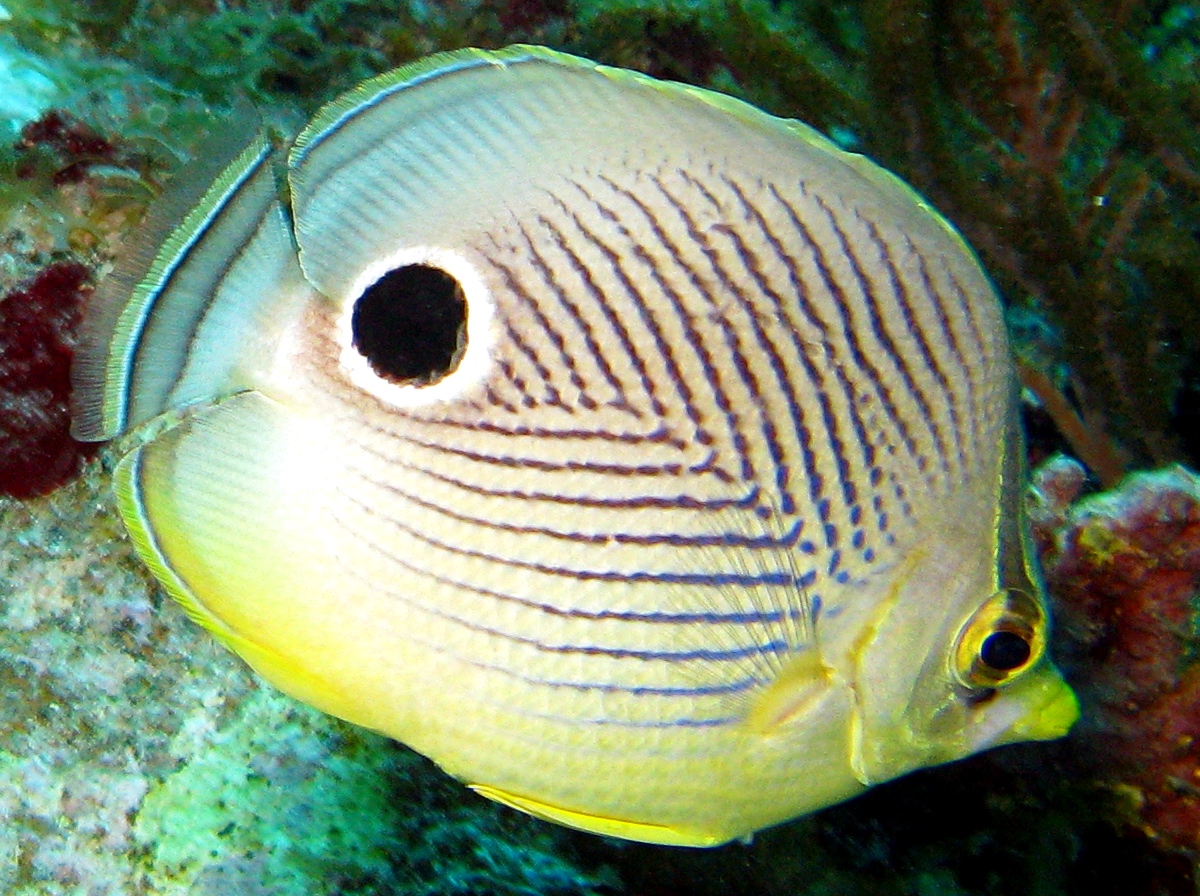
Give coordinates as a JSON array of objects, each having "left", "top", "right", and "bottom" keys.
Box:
[{"left": 71, "top": 45, "right": 1079, "bottom": 847}]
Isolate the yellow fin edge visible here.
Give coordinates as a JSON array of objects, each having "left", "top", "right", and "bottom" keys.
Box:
[
  {"left": 113, "top": 447, "right": 240, "bottom": 644},
  {"left": 468, "top": 784, "right": 727, "bottom": 847},
  {"left": 112, "top": 445, "right": 345, "bottom": 714}
]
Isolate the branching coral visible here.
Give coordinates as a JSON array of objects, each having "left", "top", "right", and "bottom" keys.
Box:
[
  {"left": 3, "top": 5, "right": 1193, "bottom": 497},
  {"left": 862, "top": 0, "right": 1200, "bottom": 478},
  {"left": 2, "top": 0, "right": 1199, "bottom": 888}
]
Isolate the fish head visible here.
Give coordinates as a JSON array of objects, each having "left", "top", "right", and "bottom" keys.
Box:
[{"left": 836, "top": 429, "right": 1078, "bottom": 788}]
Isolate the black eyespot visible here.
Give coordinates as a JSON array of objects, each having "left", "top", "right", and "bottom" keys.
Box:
[
  {"left": 351, "top": 263, "right": 467, "bottom": 386},
  {"left": 979, "top": 630, "right": 1032, "bottom": 672}
]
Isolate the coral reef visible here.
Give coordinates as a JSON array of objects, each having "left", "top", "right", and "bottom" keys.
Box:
[
  {"left": 875, "top": 1, "right": 1200, "bottom": 480},
  {"left": 8, "top": 0, "right": 1198, "bottom": 485},
  {"left": 604, "top": 458, "right": 1200, "bottom": 896},
  {"left": 573, "top": 0, "right": 1200, "bottom": 483},
  {"left": 1033, "top": 457, "right": 1200, "bottom": 859},
  {"left": 3, "top": 0, "right": 1200, "bottom": 893}
]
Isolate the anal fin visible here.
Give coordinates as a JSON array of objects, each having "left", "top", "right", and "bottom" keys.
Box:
[{"left": 468, "top": 784, "right": 726, "bottom": 847}]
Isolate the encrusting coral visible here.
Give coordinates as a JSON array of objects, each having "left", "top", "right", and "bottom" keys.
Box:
[{"left": 1033, "top": 456, "right": 1200, "bottom": 859}]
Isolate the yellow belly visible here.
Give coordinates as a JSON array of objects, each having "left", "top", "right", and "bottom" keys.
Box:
[{"left": 117, "top": 390, "right": 865, "bottom": 845}]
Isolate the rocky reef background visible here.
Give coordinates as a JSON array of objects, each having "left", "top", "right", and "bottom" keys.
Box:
[{"left": 1, "top": 1, "right": 1199, "bottom": 893}]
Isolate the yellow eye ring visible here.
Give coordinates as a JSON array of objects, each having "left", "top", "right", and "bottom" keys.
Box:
[{"left": 952, "top": 589, "right": 1047, "bottom": 689}]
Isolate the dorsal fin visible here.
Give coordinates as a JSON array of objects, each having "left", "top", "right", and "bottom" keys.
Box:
[
  {"left": 287, "top": 46, "right": 827, "bottom": 301},
  {"left": 71, "top": 105, "right": 305, "bottom": 441}
]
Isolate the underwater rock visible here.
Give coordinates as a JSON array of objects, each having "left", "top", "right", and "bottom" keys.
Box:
[{"left": 0, "top": 466, "right": 619, "bottom": 894}]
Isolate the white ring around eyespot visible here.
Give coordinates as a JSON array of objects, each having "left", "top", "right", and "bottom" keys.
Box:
[{"left": 335, "top": 246, "right": 495, "bottom": 408}]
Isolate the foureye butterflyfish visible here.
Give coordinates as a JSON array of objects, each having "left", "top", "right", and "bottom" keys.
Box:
[{"left": 72, "top": 45, "right": 1078, "bottom": 847}]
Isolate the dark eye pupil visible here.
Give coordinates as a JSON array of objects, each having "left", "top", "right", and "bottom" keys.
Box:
[
  {"left": 351, "top": 263, "right": 467, "bottom": 385},
  {"left": 980, "top": 630, "right": 1031, "bottom": 671}
]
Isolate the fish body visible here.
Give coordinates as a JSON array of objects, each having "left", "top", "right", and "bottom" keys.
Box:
[{"left": 73, "top": 46, "right": 1077, "bottom": 846}]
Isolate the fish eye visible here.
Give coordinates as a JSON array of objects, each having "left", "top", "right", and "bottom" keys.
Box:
[
  {"left": 952, "top": 589, "right": 1046, "bottom": 689},
  {"left": 979, "top": 629, "right": 1032, "bottom": 671},
  {"left": 350, "top": 263, "right": 468, "bottom": 386}
]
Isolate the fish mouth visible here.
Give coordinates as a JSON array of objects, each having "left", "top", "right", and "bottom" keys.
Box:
[
  {"left": 1005, "top": 673, "right": 1080, "bottom": 742},
  {"left": 970, "top": 667, "right": 1080, "bottom": 752}
]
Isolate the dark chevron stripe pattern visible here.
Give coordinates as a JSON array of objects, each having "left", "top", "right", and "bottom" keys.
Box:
[{"left": 292, "top": 152, "right": 1007, "bottom": 722}]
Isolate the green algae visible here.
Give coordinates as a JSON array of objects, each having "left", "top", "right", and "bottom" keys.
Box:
[
  {"left": 9, "top": 0, "right": 1191, "bottom": 481},
  {"left": 133, "top": 686, "right": 619, "bottom": 895},
  {"left": 3, "top": 0, "right": 486, "bottom": 112},
  {"left": 134, "top": 692, "right": 405, "bottom": 893}
]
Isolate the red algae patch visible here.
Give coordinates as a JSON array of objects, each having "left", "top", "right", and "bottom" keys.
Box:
[
  {"left": 0, "top": 261, "right": 98, "bottom": 498},
  {"left": 15, "top": 111, "right": 117, "bottom": 186}
]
